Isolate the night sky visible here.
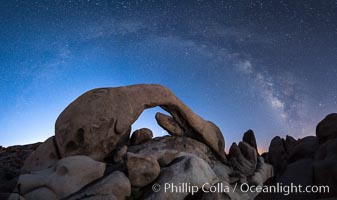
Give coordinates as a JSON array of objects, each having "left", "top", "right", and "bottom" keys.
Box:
[{"left": 1, "top": 0, "right": 337, "bottom": 152}]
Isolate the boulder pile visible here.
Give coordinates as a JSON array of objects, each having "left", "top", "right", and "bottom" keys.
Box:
[
  {"left": 0, "top": 83, "right": 292, "bottom": 200},
  {"left": 257, "top": 113, "right": 337, "bottom": 199}
]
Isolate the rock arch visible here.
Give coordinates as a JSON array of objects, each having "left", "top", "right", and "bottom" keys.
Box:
[{"left": 55, "top": 84, "right": 226, "bottom": 162}]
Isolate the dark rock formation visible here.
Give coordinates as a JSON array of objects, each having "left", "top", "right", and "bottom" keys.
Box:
[
  {"left": 284, "top": 135, "right": 297, "bottom": 153},
  {"left": 287, "top": 136, "right": 318, "bottom": 163},
  {"left": 262, "top": 113, "right": 337, "bottom": 199},
  {"left": 265, "top": 136, "right": 287, "bottom": 175},
  {"left": 316, "top": 113, "right": 337, "bottom": 144},
  {"left": 0, "top": 143, "right": 40, "bottom": 193},
  {"left": 242, "top": 129, "right": 258, "bottom": 152}
]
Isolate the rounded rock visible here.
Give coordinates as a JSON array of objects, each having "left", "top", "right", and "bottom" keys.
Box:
[{"left": 130, "top": 128, "right": 153, "bottom": 145}]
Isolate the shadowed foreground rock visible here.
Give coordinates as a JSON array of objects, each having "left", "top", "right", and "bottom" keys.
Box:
[
  {"left": 316, "top": 113, "right": 337, "bottom": 144},
  {"left": 260, "top": 113, "right": 337, "bottom": 199}
]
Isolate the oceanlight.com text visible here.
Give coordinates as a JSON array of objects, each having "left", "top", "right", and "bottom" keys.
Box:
[{"left": 152, "top": 182, "right": 329, "bottom": 196}]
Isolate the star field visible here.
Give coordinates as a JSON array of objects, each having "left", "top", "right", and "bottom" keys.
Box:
[{"left": 1, "top": 0, "right": 337, "bottom": 152}]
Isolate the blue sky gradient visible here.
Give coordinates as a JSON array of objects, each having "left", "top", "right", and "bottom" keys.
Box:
[{"left": 1, "top": 1, "right": 337, "bottom": 152}]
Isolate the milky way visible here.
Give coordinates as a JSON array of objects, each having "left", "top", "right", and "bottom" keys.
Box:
[{"left": 1, "top": 0, "right": 337, "bottom": 151}]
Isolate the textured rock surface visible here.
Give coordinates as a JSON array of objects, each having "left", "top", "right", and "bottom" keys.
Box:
[
  {"left": 128, "top": 136, "right": 217, "bottom": 166},
  {"left": 64, "top": 171, "right": 131, "bottom": 200},
  {"left": 24, "top": 187, "right": 58, "bottom": 200},
  {"left": 316, "top": 113, "right": 337, "bottom": 144},
  {"left": 142, "top": 154, "right": 218, "bottom": 200},
  {"left": 239, "top": 141, "right": 258, "bottom": 166},
  {"left": 0, "top": 143, "right": 40, "bottom": 194},
  {"left": 112, "top": 145, "right": 128, "bottom": 163},
  {"left": 130, "top": 128, "right": 153, "bottom": 145},
  {"left": 55, "top": 84, "right": 226, "bottom": 161},
  {"left": 22, "top": 136, "right": 59, "bottom": 173},
  {"left": 17, "top": 156, "right": 105, "bottom": 199},
  {"left": 211, "top": 161, "right": 231, "bottom": 183},
  {"left": 228, "top": 143, "right": 256, "bottom": 176},
  {"left": 155, "top": 112, "right": 184, "bottom": 136},
  {"left": 198, "top": 192, "right": 231, "bottom": 200},
  {"left": 250, "top": 157, "right": 273, "bottom": 186},
  {"left": 126, "top": 153, "right": 160, "bottom": 187}
]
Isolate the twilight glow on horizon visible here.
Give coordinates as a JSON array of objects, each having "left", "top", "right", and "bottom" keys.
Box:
[{"left": 1, "top": 0, "right": 337, "bottom": 152}]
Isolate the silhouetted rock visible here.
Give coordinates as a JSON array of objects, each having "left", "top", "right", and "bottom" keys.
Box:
[
  {"left": 263, "top": 113, "right": 337, "bottom": 199},
  {"left": 287, "top": 136, "right": 319, "bottom": 163},
  {"left": 130, "top": 128, "right": 153, "bottom": 146},
  {"left": 242, "top": 129, "right": 258, "bottom": 152},
  {"left": 314, "top": 159, "right": 337, "bottom": 198},
  {"left": 316, "top": 113, "right": 337, "bottom": 144},
  {"left": 266, "top": 136, "right": 287, "bottom": 174},
  {"left": 279, "top": 158, "right": 314, "bottom": 186},
  {"left": 284, "top": 135, "right": 297, "bottom": 153},
  {"left": 257, "top": 159, "right": 317, "bottom": 200},
  {"left": 313, "top": 137, "right": 337, "bottom": 198},
  {"left": 315, "top": 138, "right": 337, "bottom": 160}
]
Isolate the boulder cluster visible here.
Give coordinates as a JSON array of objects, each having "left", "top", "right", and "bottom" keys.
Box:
[
  {"left": 0, "top": 84, "right": 272, "bottom": 200},
  {"left": 0, "top": 143, "right": 40, "bottom": 186},
  {"left": 1, "top": 84, "right": 336, "bottom": 200},
  {"left": 257, "top": 113, "right": 337, "bottom": 199}
]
